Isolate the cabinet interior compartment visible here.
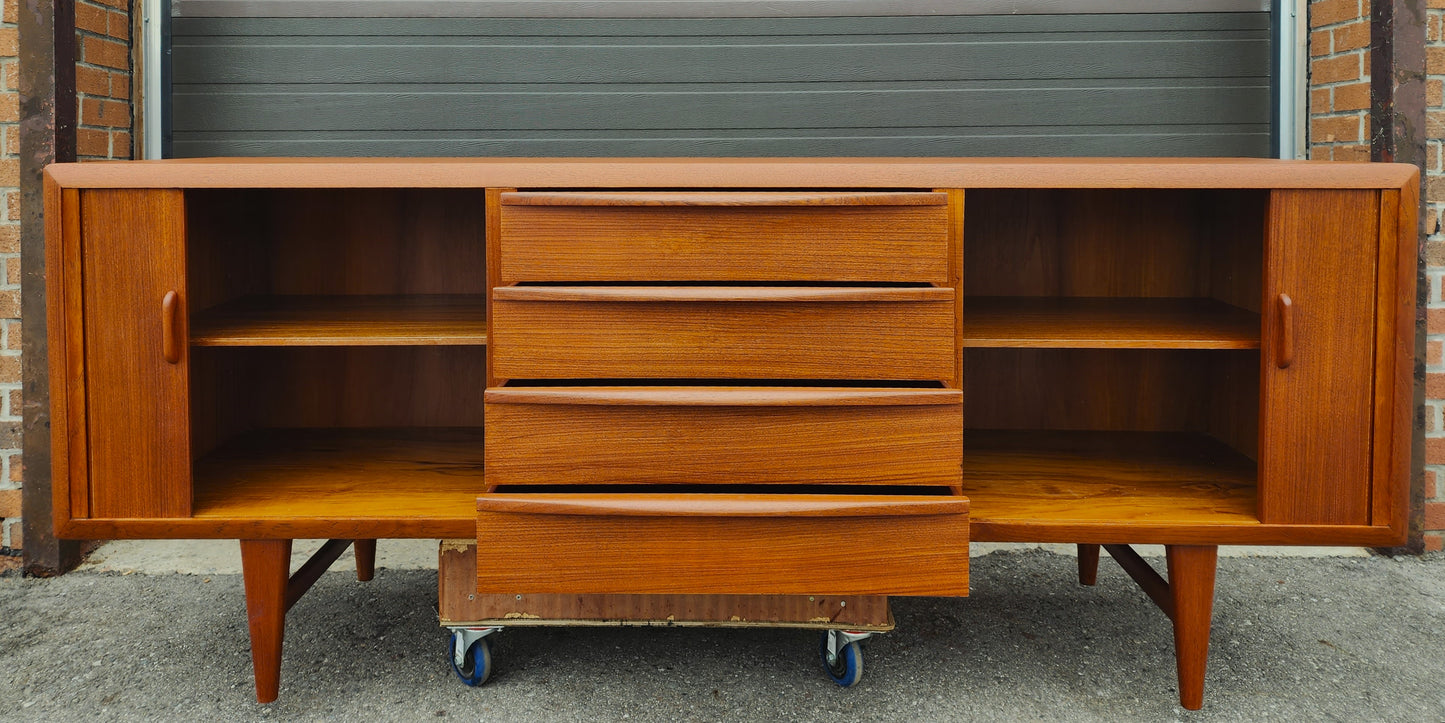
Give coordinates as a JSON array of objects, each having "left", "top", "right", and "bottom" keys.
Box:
[
  {"left": 185, "top": 188, "right": 489, "bottom": 347},
  {"left": 961, "top": 188, "right": 1266, "bottom": 526},
  {"left": 963, "top": 347, "right": 1260, "bottom": 524},
  {"left": 963, "top": 188, "right": 1265, "bottom": 349},
  {"left": 188, "top": 345, "right": 487, "bottom": 519}
]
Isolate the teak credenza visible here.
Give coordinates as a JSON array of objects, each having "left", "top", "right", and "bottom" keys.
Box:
[{"left": 43, "top": 158, "right": 1418, "bottom": 710}]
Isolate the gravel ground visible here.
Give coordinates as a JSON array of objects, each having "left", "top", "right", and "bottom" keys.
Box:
[{"left": 1, "top": 549, "right": 1443, "bottom": 722}]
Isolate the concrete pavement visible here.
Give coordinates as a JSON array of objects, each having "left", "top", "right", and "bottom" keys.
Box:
[{"left": 1, "top": 544, "right": 1442, "bottom": 721}]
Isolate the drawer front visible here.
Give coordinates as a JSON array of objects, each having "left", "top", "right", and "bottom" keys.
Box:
[
  {"left": 475, "top": 493, "right": 969, "bottom": 595},
  {"left": 497, "top": 191, "right": 949, "bottom": 283},
  {"left": 490, "top": 286, "right": 956, "bottom": 381},
  {"left": 484, "top": 387, "right": 963, "bottom": 487}
]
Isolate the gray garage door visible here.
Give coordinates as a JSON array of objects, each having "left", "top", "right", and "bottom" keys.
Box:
[{"left": 167, "top": 2, "right": 1273, "bottom": 157}]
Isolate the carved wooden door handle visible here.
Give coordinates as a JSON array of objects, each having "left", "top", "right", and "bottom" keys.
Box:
[
  {"left": 1276, "top": 293, "right": 1293, "bottom": 369},
  {"left": 162, "top": 290, "right": 181, "bottom": 364}
]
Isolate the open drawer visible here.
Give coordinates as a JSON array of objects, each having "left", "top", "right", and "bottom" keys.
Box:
[
  {"left": 490, "top": 285, "right": 957, "bottom": 381},
  {"left": 484, "top": 386, "right": 963, "bottom": 489},
  {"left": 475, "top": 493, "right": 969, "bottom": 596},
  {"left": 496, "top": 190, "right": 950, "bottom": 284}
]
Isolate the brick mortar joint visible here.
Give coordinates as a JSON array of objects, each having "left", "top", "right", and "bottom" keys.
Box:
[
  {"left": 1309, "top": 76, "right": 1372, "bottom": 87},
  {"left": 75, "top": 63, "right": 130, "bottom": 74},
  {"left": 75, "top": 29, "right": 128, "bottom": 42},
  {"left": 1311, "top": 19, "right": 1372, "bottom": 31}
]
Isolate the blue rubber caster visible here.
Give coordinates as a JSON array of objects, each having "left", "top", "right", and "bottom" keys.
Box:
[
  {"left": 820, "top": 632, "right": 864, "bottom": 687},
  {"left": 450, "top": 631, "right": 493, "bottom": 686}
]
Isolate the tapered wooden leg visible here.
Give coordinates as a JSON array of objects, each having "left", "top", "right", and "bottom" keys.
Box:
[
  {"left": 1076, "top": 544, "right": 1100, "bottom": 585},
  {"left": 1166, "top": 545, "right": 1217, "bottom": 711},
  {"left": 354, "top": 539, "right": 376, "bottom": 582},
  {"left": 240, "top": 539, "right": 292, "bottom": 704}
]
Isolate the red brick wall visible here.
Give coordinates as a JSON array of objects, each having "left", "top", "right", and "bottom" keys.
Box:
[
  {"left": 74, "top": 0, "right": 132, "bottom": 160},
  {"left": 1309, "top": 0, "right": 1372, "bottom": 161},
  {"left": 0, "top": 0, "right": 132, "bottom": 553},
  {"left": 0, "top": 0, "right": 20, "bottom": 552},
  {"left": 1423, "top": 2, "right": 1445, "bottom": 552}
]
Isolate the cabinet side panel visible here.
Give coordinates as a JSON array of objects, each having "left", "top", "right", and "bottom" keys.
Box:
[
  {"left": 252, "top": 347, "right": 488, "bottom": 428},
  {"left": 964, "top": 348, "right": 1211, "bottom": 432},
  {"left": 185, "top": 190, "right": 271, "bottom": 314},
  {"left": 1259, "top": 190, "right": 1377, "bottom": 526},
  {"left": 1207, "top": 350, "right": 1260, "bottom": 461},
  {"left": 1205, "top": 190, "right": 1266, "bottom": 314},
  {"left": 189, "top": 347, "right": 259, "bottom": 462},
  {"left": 1392, "top": 182, "right": 1419, "bottom": 535},
  {"left": 947, "top": 189, "right": 964, "bottom": 390},
  {"left": 964, "top": 189, "right": 1208, "bottom": 298},
  {"left": 186, "top": 190, "right": 270, "bottom": 462},
  {"left": 82, "top": 190, "right": 192, "bottom": 518},
  {"left": 1372, "top": 187, "right": 1416, "bottom": 534},
  {"left": 486, "top": 188, "right": 506, "bottom": 389},
  {"left": 266, "top": 189, "right": 489, "bottom": 296},
  {"left": 45, "top": 182, "right": 87, "bottom": 522}
]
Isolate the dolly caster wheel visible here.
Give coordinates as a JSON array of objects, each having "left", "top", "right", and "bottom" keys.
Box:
[
  {"left": 449, "top": 627, "right": 499, "bottom": 686},
  {"left": 820, "top": 630, "right": 867, "bottom": 687}
]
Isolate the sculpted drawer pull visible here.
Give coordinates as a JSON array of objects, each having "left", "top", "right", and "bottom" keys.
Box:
[
  {"left": 162, "top": 290, "right": 181, "bottom": 364},
  {"left": 475, "top": 493, "right": 969, "bottom": 518},
  {"left": 491, "top": 286, "right": 953, "bottom": 303},
  {"left": 500, "top": 191, "right": 948, "bottom": 207},
  {"left": 1276, "top": 293, "right": 1293, "bottom": 369}
]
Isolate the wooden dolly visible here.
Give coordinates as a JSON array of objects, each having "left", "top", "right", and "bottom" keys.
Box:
[{"left": 438, "top": 541, "right": 896, "bottom": 687}]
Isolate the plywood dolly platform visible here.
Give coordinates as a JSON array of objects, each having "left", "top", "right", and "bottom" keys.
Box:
[{"left": 438, "top": 541, "right": 899, "bottom": 688}]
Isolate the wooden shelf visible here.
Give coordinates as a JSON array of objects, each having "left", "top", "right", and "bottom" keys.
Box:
[
  {"left": 962, "top": 297, "right": 1260, "bottom": 349},
  {"left": 963, "top": 429, "right": 1257, "bottom": 526},
  {"left": 166, "top": 426, "right": 1382, "bottom": 545},
  {"left": 193, "top": 428, "right": 487, "bottom": 521},
  {"left": 190, "top": 295, "right": 488, "bottom": 347},
  {"left": 193, "top": 427, "right": 1255, "bottom": 524}
]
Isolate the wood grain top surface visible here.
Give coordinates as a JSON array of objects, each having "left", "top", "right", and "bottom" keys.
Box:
[{"left": 45, "top": 157, "right": 1418, "bottom": 190}]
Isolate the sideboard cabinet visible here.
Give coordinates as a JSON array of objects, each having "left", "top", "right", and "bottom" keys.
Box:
[{"left": 44, "top": 159, "right": 1418, "bottom": 709}]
